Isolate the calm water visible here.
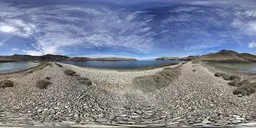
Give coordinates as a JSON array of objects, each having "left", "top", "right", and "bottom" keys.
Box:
[
  {"left": 209, "top": 62, "right": 256, "bottom": 73},
  {"left": 0, "top": 62, "right": 38, "bottom": 73},
  {"left": 62, "top": 60, "right": 182, "bottom": 69}
]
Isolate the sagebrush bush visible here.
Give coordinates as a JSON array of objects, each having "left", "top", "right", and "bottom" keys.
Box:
[
  {"left": 233, "top": 85, "right": 255, "bottom": 96},
  {"left": 214, "top": 72, "right": 222, "bottom": 77},
  {"left": 77, "top": 77, "right": 92, "bottom": 85},
  {"left": 228, "top": 80, "right": 239, "bottom": 87},
  {"left": 36, "top": 80, "right": 51, "bottom": 89},
  {"left": 229, "top": 75, "right": 241, "bottom": 81},
  {"left": 64, "top": 69, "right": 76, "bottom": 76},
  {"left": 55, "top": 63, "right": 63, "bottom": 68},
  {"left": 0, "top": 80, "right": 14, "bottom": 88}
]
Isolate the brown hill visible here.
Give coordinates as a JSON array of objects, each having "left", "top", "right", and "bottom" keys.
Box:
[
  {"left": 198, "top": 50, "right": 249, "bottom": 62},
  {"left": 0, "top": 54, "right": 69, "bottom": 62},
  {"left": 68, "top": 57, "right": 137, "bottom": 61},
  {"left": 182, "top": 50, "right": 256, "bottom": 62},
  {"left": 155, "top": 57, "right": 180, "bottom": 61}
]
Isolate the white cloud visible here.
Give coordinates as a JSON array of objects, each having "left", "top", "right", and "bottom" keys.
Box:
[
  {"left": 0, "top": 25, "right": 16, "bottom": 33},
  {"left": 11, "top": 48, "right": 18, "bottom": 51},
  {"left": 22, "top": 50, "right": 43, "bottom": 56},
  {"left": 0, "top": 3, "right": 155, "bottom": 55},
  {"left": 248, "top": 41, "right": 256, "bottom": 49}
]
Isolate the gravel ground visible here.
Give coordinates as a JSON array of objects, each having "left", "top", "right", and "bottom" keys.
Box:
[{"left": 0, "top": 62, "right": 256, "bottom": 127}]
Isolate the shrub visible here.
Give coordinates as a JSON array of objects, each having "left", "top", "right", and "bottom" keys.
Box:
[
  {"left": 239, "top": 80, "right": 250, "bottom": 86},
  {"left": 192, "top": 69, "right": 196, "bottom": 72},
  {"left": 77, "top": 77, "right": 92, "bottom": 85},
  {"left": 0, "top": 80, "right": 14, "bottom": 88},
  {"left": 36, "top": 80, "right": 51, "bottom": 89},
  {"left": 228, "top": 80, "right": 239, "bottom": 87},
  {"left": 55, "top": 63, "right": 63, "bottom": 68},
  {"left": 45, "top": 77, "right": 51, "bottom": 80},
  {"left": 64, "top": 69, "right": 76, "bottom": 76},
  {"left": 221, "top": 73, "right": 231, "bottom": 80},
  {"left": 233, "top": 85, "right": 255, "bottom": 96},
  {"left": 229, "top": 75, "right": 241, "bottom": 81},
  {"left": 214, "top": 72, "right": 222, "bottom": 77}
]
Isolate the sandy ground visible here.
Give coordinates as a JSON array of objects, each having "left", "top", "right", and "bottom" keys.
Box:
[{"left": 0, "top": 62, "right": 256, "bottom": 127}]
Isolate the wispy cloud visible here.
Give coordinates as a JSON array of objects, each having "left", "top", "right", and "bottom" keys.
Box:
[
  {"left": 1, "top": 0, "right": 256, "bottom": 56},
  {"left": 249, "top": 41, "right": 256, "bottom": 49},
  {"left": 0, "top": 2, "right": 155, "bottom": 55}
]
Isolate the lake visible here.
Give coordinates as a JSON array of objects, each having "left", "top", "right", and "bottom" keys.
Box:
[
  {"left": 0, "top": 62, "right": 38, "bottom": 73},
  {"left": 208, "top": 62, "right": 256, "bottom": 73},
  {"left": 62, "top": 60, "right": 183, "bottom": 69}
]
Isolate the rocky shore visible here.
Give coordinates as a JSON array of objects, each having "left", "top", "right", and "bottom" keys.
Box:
[{"left": 0, "top": 62, "right": 256, "bottom": 127}]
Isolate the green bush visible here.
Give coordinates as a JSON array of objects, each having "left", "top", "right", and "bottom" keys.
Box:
[{"left": 0, "top": 80, "right": 14, "bottom": 88}]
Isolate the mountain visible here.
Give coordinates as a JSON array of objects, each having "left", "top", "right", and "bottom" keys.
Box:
[
  {"left": 184, "top": 50, "right": 256, "bottom": 62},
  {"left": 0, "top": 54, "right": 70, "bottom": 62},
  {"left": 0, "top": 54, "right": 137, "bottom": 62},
  {"left": 68, "top": 57, "right": 137, "bottom": 61},
  {"left": 155, "top": 57, "right": 180, "bottom": 61}
]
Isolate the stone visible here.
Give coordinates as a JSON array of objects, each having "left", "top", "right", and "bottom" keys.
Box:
[{"left": 231, "top": 119, "right": 242, "bottom": 124}]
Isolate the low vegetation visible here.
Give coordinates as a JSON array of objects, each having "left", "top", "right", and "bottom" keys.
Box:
[
  {"left": 233, "top": 84, "right": 255, "bottom": 96},
  {"left": 77, "top": 77, "right": 93, "bottom": 85},
  {"left": 215, "top": 72, "right": 256, "bottom": 96},
  {"left": 214, "top": 72, "right": 241, "bottom": 81},
  {"left": 55, "top": 63, "right": 63, "bottom": 68},
  {"left": 64, "top": 69, "right": 76, "bottom": 76},
  {"left": 133, "top": 66, "right": 181, "bottom": 92},
  {"left": 0, "top": 79, "right": 14, "bottom": 88},
  {"left": 36, "top": 80, "right": 51, "bottom": 89}
]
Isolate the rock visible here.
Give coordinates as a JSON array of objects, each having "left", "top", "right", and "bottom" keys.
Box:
[
  {"left": 231, "top": 119, "right": 242, "bottom": 124},
  {"left": 237, "top": 94, "right": 243, "bottom": 97},
  {"left": 96, "top": 118, "right": 109, "bottom": 124},
  {"left": 202, "top": 118, "right": 211, "bottom": 124}
]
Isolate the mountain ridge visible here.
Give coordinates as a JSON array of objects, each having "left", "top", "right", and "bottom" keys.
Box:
[{"left": 0, "top": 54, "right": 137, "bottom": 62}]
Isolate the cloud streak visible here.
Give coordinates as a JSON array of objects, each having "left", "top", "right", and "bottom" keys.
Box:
[{"left": 0, "top": 0, "right": 256, "bottom": 56}]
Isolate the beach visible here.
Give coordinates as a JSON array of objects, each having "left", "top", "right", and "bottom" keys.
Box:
[{"left": 0, "top": 62, "right": 256, "bottom": 127}]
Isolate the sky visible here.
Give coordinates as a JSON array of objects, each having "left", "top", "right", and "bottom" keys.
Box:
[{"left": 0, "top": 0, "right": 256, "bottom": 59}]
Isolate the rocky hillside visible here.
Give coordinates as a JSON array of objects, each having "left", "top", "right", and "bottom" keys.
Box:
[
  {"left": 0, "top": 54, "right": 70, "bottom": 62},
  {"left": 182, "top": 50, "right": 256, "bottom": 62},
  {"left": 0, "top": 54, "right": 137, "bottom": 62},
  {"left": 67, "top": 57, "right": 137, "bottom": 61},
  {"left": 155, "top": 57, "right": 180, "bottom": 61}
]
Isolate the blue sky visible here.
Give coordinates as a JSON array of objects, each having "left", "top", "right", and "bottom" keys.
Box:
[{"left": 0, "top": 0, "right": 256, "bottom": 59}]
